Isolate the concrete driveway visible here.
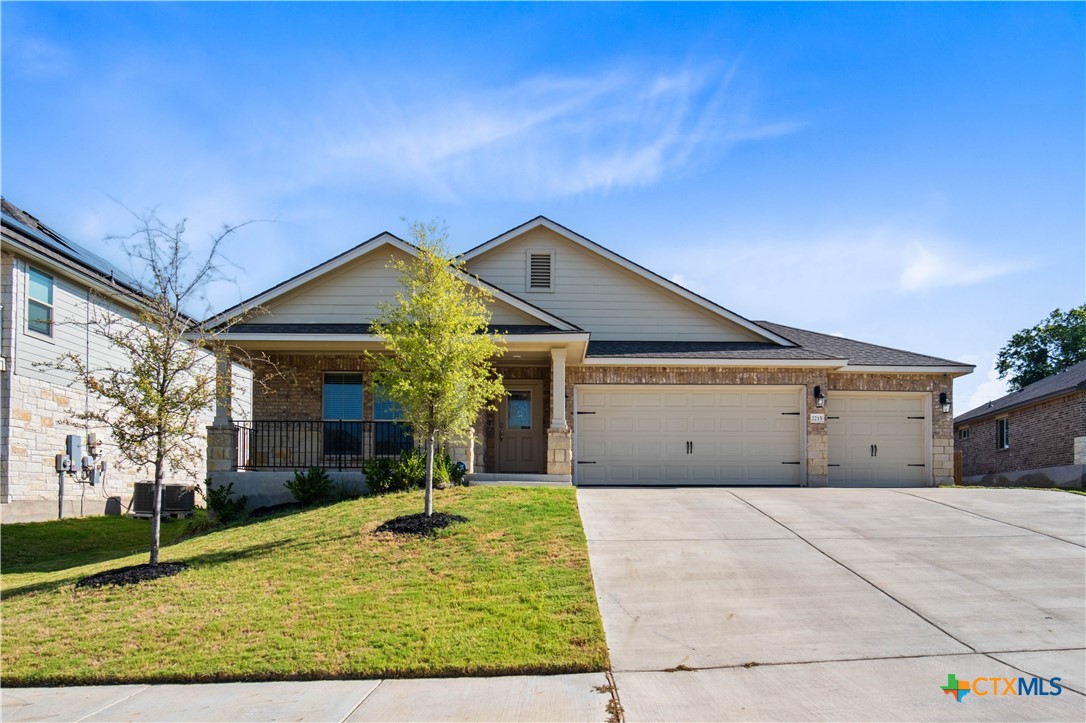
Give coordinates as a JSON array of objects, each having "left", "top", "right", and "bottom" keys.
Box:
[{"left": 578, "top": 487, "right": 1086, "bottom": 722}]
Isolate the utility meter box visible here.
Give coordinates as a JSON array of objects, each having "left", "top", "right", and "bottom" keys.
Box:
[{"left": 65, "top": 435, "right": 82, "bottom": 464}]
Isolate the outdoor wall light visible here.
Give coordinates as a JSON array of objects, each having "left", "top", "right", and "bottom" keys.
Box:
[
  {"left": 940, "top": 392, "right": 951, "bottom": 413},
  {"left": 814, "top": 385, "right": 826, "bottom": 408}
]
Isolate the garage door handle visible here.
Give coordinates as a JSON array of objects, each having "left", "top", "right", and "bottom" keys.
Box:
[
  {"left": 781, "top": 461, "right": 801, "bottom": 465},
  {"left": 870, "top": 444, "right": 878, "bottom": 457},
  {"left": 907, "top": 464, "right": 926, "bottom": 467},
  {"left": 828, "top": 464, "right": 840, "bottom": 467},
  {"left": 576, "top": 411, "right": 596, "bottom": 415},
  {"left": 577, "top": 461, "right": 597, "bottom": 464}
]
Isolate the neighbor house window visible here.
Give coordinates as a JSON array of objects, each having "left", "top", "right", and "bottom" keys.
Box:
[
  {"left": 996, "top": 418, "right": 1010, "bottom": 449},
  {"left": 27, "top": 267, "right": 53, "bottom": 336},
  {"left": 323, "top": 373, "right": 364, "bottom": 456},
  {"left": 373, "top": 385, "right": 413, "bottom": 455},
  {"left": 958, "top": 428, "right": 970, "bottom": 440}
]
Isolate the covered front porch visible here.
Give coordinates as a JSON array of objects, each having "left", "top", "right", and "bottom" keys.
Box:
[{"left": 206, "top": 336, "right": 586, "bottom": 487}]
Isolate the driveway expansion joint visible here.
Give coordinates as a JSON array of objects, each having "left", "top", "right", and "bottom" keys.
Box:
[
  {"left": 891, "top": 489, "right": 1086, "bottom": 548},
  {"left": 340, "top": 679, "right": 383, "bottom": 722},
  {"left": 727, "top": 491, "right": 980, "bottom": 655}
]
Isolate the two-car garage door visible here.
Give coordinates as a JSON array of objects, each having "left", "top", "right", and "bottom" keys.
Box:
[
  {"left": 575, "top": 386, "right": 804, "bottom": 486},
  {"left": 574, "top": 386, "right": 931, "bottom": 487}
]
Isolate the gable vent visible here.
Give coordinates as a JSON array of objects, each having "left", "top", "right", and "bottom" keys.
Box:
[{"left": 528, "top": 252, "right": 553, "bottom": 290}]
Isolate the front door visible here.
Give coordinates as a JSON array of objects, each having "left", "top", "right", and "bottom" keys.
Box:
[{"left": 497, "top": 381, "right": 545, "bottom": 473}]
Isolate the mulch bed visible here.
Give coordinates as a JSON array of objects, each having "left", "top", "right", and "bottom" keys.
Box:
[
  {"left": 76, "top": 562, "right": 189, "bottom": 589},
  {"left": 375, "top": 513, "right": 468, "bottom": 536}
]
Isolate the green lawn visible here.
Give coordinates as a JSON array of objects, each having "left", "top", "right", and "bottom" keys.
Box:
[{"left": 1, "top": 487, "right": 609, "bottom": 686}]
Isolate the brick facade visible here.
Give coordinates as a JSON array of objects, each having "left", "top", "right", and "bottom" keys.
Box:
[
  {"left": 957, "top": 391, "right": 1086, "bottom": 476},
  {"left": 566, "top": 366, "right": 954, "bottom": 485}
]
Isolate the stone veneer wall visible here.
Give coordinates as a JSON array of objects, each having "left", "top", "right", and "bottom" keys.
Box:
[
  {"left": 3, "top": 374, "right": 170, "bottom": 521},
  {"left": 565, "top": 366, "right": 953, "bottom": 486}
]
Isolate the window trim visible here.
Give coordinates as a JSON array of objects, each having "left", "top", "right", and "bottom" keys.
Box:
[
  {"left": 996, "top": 418, "right": 1010, "bottom": 450},
  {"left": 525, "top": 249, "right": 555, "bottom": 292},
  {"left": 27, "top": 266, "right": 54, "bottom": 337}
]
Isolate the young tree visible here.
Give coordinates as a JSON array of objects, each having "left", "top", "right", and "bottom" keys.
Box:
[
  {"left": 47, "top": 212, "right": 260, "bottom": 566},
  {"left": 996, "top": 304, "right": 1086, "bottom": 390},
  {"left": 369, "top": 221, "right": 506, "bottom": 516}
]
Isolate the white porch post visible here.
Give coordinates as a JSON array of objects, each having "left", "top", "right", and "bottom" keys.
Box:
[
  {"left": 547, "top": 348, "right": 572, "bottom": 476},
  {"left": 550, "top": 348, "right": 568, "bottom": 430}
]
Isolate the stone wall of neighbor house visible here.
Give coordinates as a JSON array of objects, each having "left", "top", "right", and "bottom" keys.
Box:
[
  {"left": 2, "top": 375, "right": 154, "bottom": 522},
  {"left": 956, "top": 391, "right": 1086, "bottom": 487},
  {"left": 565, "top": 366, "right": 953, "bottom": 486}
]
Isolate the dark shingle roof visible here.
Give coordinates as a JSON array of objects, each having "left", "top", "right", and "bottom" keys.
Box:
[
  {"left": 1, "top": 198, "right": 143, "bottom": 294},
  {"left": 227, "top": 323, "right": 566, "bottom": 335},
  {"left": 955, "top": 359, "right": 1086, "bottom": 424},
  {"left": 757, "top": 322, "right": 971, "bottom": 368},
  {"left": 585, "top": 340, "right": 839, "bottom": 360}
]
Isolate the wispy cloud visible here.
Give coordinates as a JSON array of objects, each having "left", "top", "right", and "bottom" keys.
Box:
[
  {"left": 899, "top": 242, "right": 1020, "bottom": 292},
  {"left": 3, "top": 35, "right": 71, "bottom": 78},
  {"left": 307, "top": 62, "right": 798, "bottom": 201}
]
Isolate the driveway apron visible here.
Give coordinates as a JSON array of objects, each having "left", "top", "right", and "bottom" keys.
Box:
[{"left": 577, "top": 487, "right": 1086, "bottom": 722}]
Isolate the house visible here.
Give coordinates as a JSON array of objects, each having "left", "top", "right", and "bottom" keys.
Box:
[
  {"left": 954, "top": 360, "right": 1086, "bottom": 490},
  {"left": 203, "top": 216, "right": 972, "bottom": 498},
  {"left": 0, "top": 199, "right": 249, "bottom": 522}
]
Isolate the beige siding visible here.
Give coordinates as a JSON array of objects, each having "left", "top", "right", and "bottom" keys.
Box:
[
  {"left": 252, "top": 246, "right": 541, "bottom": 327},
  {"left": 465, "top": 227, "right": 764, "bottom": 341}
]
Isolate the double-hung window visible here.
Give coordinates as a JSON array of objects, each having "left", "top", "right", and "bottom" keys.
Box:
[
  {"left": 374, "top": 385, "right": 413, "bottom": 455},
  {"left": 323, "top": 373, "right": 364, "bottom": 456},
  {"left": 28, "top": 268, "right": 54, "bottom": 336}
]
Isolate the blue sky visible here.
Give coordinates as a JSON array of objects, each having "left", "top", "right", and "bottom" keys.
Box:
[{"left": 3, "top": 2, "right": 1083, "bottom": 413}]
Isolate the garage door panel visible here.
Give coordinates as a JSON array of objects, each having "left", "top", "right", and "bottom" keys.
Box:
[
  {"left": 576, "top": 386, "right": 803, "bottom": 486},
  {"left": 827, "top": 393, "right": 929, "bottom": 488}
]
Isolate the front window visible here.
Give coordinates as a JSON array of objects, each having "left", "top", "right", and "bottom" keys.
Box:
[
  {"left": 28, "top": 267, "right": 53, "bottom": 336},
  {"left": 373, "top": 384, "right": 413, "bottom": 455},
  {"left": 323, "top": 373, "right": 363, "bottom": 456},
  {"left": 996, "top": 418, "right": 1010, "bottom": 449}
]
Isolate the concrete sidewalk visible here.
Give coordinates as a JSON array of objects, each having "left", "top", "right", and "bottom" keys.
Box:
[{"left": 1, "top": 673, "right": 614, "bottom": 722}]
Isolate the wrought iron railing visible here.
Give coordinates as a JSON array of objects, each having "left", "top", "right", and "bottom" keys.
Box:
[{"left": 234, "top": 420, "right": 414, "bottom": 471}]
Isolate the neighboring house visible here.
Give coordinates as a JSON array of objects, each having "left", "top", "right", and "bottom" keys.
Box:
[
  {"left": 954, "top": 360, "right": 1086, "bottom": 490},
  {"left": 204, "top": 216, "right": 972, "bottom": 499},
  {"left": 0, "top": 199, "right": 249, "bottom": 522}
]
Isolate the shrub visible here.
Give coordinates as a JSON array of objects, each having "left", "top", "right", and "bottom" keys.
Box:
[
  {"left": 181, "top": 508, "right": 221, "bottom": 537},
  {"left": 363, "top": 448, "right": 468, "bottom": 495},
  {"left": 205, "top": 479, "right": 248, "bottom": 524},
  {"left": 284, "top": 467, "right": 333, "bottom": 506}
]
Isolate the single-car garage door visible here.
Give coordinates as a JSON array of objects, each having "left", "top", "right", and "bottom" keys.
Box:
[
  {"left": 575, "top": 385, "right": 804, "bottom": 486},
  {"left": 826, "top": 393, "right": 929, "bottom": 487}
]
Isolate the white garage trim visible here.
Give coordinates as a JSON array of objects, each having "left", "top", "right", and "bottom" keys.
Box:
[
  {"left": 573, "top": 384, "right": 807, "bottom": 487},
  {"left": 826, "top": 391, "right": 933, "bottom": 487}
]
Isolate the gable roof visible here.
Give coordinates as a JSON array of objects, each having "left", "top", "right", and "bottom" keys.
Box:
[
  {"left": 1, "top": 198, "right": 144, "bottom": 297},
  {"left": 955, "top": 359, "right": 1086, "bottom": 424},
  {"left": 204, "top": 231, "right": 582, "bottom": 331},
  {"left": 459, "top": 216, "right": 796, "bottom": 347}
]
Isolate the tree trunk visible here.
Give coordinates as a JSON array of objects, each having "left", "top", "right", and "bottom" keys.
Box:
[
  {"left": 424, "top": 432, "right": 435, "bottom": 517},
  {"left": 150, "top": 458, "right": 164, "bottom": 566}
]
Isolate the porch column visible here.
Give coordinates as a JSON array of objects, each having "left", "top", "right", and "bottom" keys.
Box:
[
  {"left": 207, "top": 344, "right": 237, "bottom": 474},
  {"left": 547, "top": 348, "right": 572, "bottom": 476},
  {"left": 213, "top": 344, "right": 232, "bottom": 426},
  {"left": 550, "top": 348, "right": 568, "bottom": 430}
]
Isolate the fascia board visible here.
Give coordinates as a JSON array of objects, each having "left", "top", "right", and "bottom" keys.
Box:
[
  {"left": 837, "top": 365, "right": 976, "bottom": 375},
  {"left": 581, "top": 357, "right": 849, "bottom": 368},
  {"left": 460, "top": 216, "right": 796, "bottom": 346}
]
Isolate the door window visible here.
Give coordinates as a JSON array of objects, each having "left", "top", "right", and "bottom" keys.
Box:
[{"left": 507, "top": 390, "right": 532, "bottom": 429}]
